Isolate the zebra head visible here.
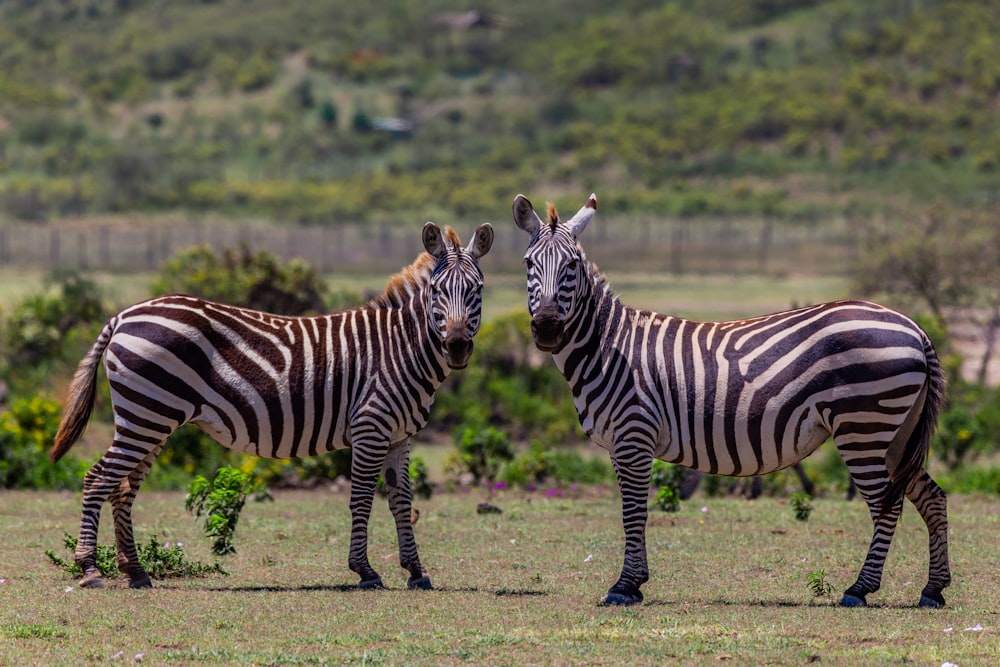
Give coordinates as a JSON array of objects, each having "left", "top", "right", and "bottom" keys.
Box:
[
  {"left": 512, "top": 193, "right": 597, "bottom": 352},
  {"left": 422, "top": 221, "right": 494, "bottom": 369}
]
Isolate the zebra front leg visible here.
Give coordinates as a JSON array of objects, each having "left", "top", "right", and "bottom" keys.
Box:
[
  {"left": 382, "top": 442, "right": 431, "bottom": 589},
  {"left": 602, "top": 445, "right": 653, "bottom": 606},
  {"left": 907, "top": 471, "right": 950, "bottom": 607},
  {"left": 347, "top": 438, "right": 389, "bottom": 589}
]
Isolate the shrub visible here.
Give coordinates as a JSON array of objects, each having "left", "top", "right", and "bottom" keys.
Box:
[
  {"left": 46, "top": 533, "right": 228, "bottom": 580},
  {"left": 185, "top": 467, "right": 272, "bottom": 556},
  {"left": 499, "top": 442, "right": 613, "bottom": 488},
  {"left": 650, "top": 460, "right": 686, "bottom": 512},
  {"left": 445, "top": 426, "right": 514, "bottom": 484},
  {"left": 152, "top": 245, "right": 340, "bottom": 315},
  {"left": 0, "top": 396, "right": 88, "bottom": 490}
]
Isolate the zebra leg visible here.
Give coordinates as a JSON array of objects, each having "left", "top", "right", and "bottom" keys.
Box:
[
  {"left": 906, "top": 471, "right": 950, "bottom": 607},
  {"left": 840, "top": 491, "right": 904, "bottom": 607},
  {"left": 347, "top": 438, "right": 389, "bottom": 589},
  {"left": 108, "top": 444, "right": 163, "bottom": 589},
  {"left": 382, "top": 442, "right": 431, "bottom": 590},
  {"left": 74, "top": 457, "right": 131, "bottom": 588},
  {"left": 602, "top": 446, "right": 653, "bottom": 606}
]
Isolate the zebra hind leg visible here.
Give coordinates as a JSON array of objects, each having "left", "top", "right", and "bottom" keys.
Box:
[
  {"left": 382, "top": 442, "right": 431, "bottom": 590},
  {"left": 907, "top": 471, "right": 950, "bottom": 608},
  {"left": 74, "top": 457, "right": 133, "bottom": 588},
  {"left": 108, "top": 444, "right": 164, "bottom": 589},
  {"left": 840, "top": 490, "right": 904, "bottom": 608}
]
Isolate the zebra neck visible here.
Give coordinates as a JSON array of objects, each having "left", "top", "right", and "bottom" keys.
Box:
[
  {"left": 551, "top": 270, "right": 622, "bottom": 389},
  {"left": 374, "top": 294, "right": 450, "bottom": 387}
]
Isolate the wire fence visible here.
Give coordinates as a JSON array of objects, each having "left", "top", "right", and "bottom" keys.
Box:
[{"left": 0, "top": 216, "right": 857, "bottom": 276}]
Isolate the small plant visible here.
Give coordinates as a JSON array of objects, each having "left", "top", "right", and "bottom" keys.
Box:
[
  {"left": 790, "top": 493, "right": 813, "bottom": 521},
  {"left": 650, "top": 460, "right": 685, "bottom": 512},
  {"left": 185, "top": 467, "right": 271, "bottom": 556},
  {"left": 807, "top": 570, "right": 834, "bottom": 598},
  {"left": 652, "top": 485, "right": 680, "bottom": 512},
  {"left": 447, "top": 426, "right": 515, "bottom": 483},
  {"left": 410, "top": 455, "right": 433, "bottom": 499},
  {"left": 46, "top": 533, "right": 228, "bottom": 579}
]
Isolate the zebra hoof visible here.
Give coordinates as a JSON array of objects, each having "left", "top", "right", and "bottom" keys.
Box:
[
  {"left": 79, "top": 572, "right": 105, "bottom": 589},
  {"left": 129, "top": 574, "right": 153, "bottom": 589},
  {"left": 839, "top": 592, "right": 867, "bottom": 607},
  {"left": 357, "top": 576, "right": 385, "bottom": 590},
  {"left": 919, "top": 591, "right": 945, "bottom": 608},
  {"left": 407, "top": 576, "right": 433, "bottom": 590},
  {"left": 600, "top": 587, "right": 643, "bottom": 606}
]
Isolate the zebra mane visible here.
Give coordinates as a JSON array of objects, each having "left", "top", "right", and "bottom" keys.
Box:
[
  {"left": 546, "top": 202, "right": 559, "bottom": 230},
  {"left": 367, "top": 226, "right": 463, "bottom": 309}
]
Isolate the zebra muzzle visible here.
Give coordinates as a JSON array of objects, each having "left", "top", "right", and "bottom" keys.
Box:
[
  {"left": 444, "top": 327, "right": 474, "bottom": 369},
  {"left": 530, "top": 311, "right": 564, "bottom": 352}
]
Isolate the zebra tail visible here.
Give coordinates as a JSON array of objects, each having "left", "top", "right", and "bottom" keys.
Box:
[
  {"left": 49, "top": 320, "right": 114, "bottom": 463},
  {"left": 879, "top": 332, "right": 946, "bottom": 516}
]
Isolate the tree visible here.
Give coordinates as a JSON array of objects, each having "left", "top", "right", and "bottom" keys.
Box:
[{"left": 855, "top": 205, "right": 1000, "bottom": 383}]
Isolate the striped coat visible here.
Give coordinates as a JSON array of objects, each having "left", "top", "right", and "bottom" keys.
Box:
[
  {"left": 514, "top": 193, "right": 949, "bottom": 608},
  {"left": 51, "top": 222, "right": 493, "bottom": 590}
]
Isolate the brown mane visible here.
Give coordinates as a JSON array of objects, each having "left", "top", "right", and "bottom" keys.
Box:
[
  {"left": 366, "top": 226, "right": 463, "bottom": 309},
  {"left": 546, "top": 202, "right": 559, "bottom": 230}
]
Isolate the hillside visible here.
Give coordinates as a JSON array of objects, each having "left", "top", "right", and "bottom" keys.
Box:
[{"left": 0, "top": 0, "right": 998, "bottom": 226}]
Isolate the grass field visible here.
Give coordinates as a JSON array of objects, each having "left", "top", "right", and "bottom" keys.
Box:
[
  {"left": 2, "top": 489, "right": 997, "bottom": 665},
  {"left": 0, "top": 265, "right": 850, "bottom": 324}
]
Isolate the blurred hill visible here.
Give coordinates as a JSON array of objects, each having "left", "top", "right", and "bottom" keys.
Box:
[{"left": 0, "top": 0, "right": 998, "bottom": 227}]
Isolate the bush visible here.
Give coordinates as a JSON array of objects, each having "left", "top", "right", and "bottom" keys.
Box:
[
  {"left": 46, "top": 533, "right": 228, "bottom": 580},
  {"left": 185, "top": 467, "right": 272, "bottom": 556},
  {"left": 445, "top": 426, "right": 514, "bottom": 484},
  {"left": 3, "top": 270, "right": 105, "bottom": 365},
  {"left": 499, "top": 442, "right": 613, "bottom": 488},
  {"left": 152, "top": 245, "right": 342, "bottom": 315},
  {"left": 0, "top": 396, "right": 89, "bottom": 490}
]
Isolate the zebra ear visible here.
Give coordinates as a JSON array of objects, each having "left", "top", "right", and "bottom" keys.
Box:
[
  {"left": 422, "top": 222, "right": 449, "bottom": 258},
  {"left": 565, "top": 193, "right": 597, "bottom": 239},
  {"left": 467, "top": 223, "right": 494, "bottom": 260},
  {"left": 512, "top": 194, "right": 542, "bottom": 235}
]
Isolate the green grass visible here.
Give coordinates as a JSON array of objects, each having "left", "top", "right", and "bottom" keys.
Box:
[
  {"left": 0, "top": 267, "right": 849, "bottom": 323},
  {"left": 2, "top": 489, "right": 997, "bottom": 665}
]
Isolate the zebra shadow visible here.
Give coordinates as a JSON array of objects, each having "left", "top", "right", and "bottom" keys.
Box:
[
  {"left": 186, "top": 584, "right": 548, "bottom": 596},
  {"left": 636, "top": 597, "right": 819, "bottom": 608}
]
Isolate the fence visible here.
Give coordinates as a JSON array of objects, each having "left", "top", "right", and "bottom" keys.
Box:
[{"left": 0, "top": 216, "right": 856, "bottom": 276}]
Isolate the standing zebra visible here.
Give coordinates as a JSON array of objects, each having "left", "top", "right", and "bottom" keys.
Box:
[
  {"left": 50, "top": 222, "right": 493, "bottom": 590},
  {"left": 513, "top": 193, "right": 949, "bottom": 608}
]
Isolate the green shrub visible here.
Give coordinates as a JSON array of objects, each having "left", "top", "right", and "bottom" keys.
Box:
[
  {"left": 46, "top": 533, "right": 228, "bottom": 580},
  {"left": 185, "top": 467, "right": 272, "bottom": 556},
  {"left": 3, "top": 270, "right": 105, "bottom": 365},
  {"left": 0, "top": 396, "right": 88, "bottom": 490},
  {"left": 445, "top": 426, "right": 514, "bottom": 484},
  {"left": 650, "top": 460, "right": 686, "bottom": 512},
  {"left": 152, "top": 245, "right": 344, "bottom": 315},
  {"left": 499, "top": 442, "right": 613, "bottom": 488}
]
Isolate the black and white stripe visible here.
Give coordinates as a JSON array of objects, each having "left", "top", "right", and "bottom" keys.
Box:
[
  {"left": 514, "top": 193, "right": 949, "bottom": 608},
  {"left": 51, "top": 222, "right": 493, "bottom": 590}
]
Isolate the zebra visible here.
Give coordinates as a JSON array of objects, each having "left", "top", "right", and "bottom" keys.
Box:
[
  {"left": 49, "top": 221, "right": 494, "bottom": 590},
  {"left": 513, "top": 192, "right": 949, "bottom": 608}
]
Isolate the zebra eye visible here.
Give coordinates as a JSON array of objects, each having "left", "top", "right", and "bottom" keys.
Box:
[
  {"left": 524, "top": 258, "right": 534, "bottom": 270},
  {"left": 567, "top": 260, "right": 578, "bottom": 272}
]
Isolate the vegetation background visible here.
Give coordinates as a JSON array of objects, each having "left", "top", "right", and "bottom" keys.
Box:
[{"left": 1, "top": 0, "right": 1000, "bottom": 663}]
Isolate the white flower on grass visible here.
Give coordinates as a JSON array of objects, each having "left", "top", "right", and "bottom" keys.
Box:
[
  {"left": 963, "top": 624, "right": 983, "bottom": 632},
  {"left": 64, "top": 586, "right": 74, "bottom": 593},
  {"left": 700, "top": 506, "right": 709, "bottom": 513},
  {"left": 943, "top": 627, "right": 953, "bottom": 633},
  {"left": 584, "top": 554, "right": 593, "bottom": 563}
]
